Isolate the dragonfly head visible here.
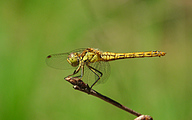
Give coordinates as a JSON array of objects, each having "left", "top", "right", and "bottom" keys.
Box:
[{"left": 67, "top": 53, "right": 79, "bottom": 67}]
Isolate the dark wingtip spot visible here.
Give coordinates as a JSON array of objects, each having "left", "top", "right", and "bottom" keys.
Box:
[{"left": 47, "top": 55, "right": 52, "bottom": 58}]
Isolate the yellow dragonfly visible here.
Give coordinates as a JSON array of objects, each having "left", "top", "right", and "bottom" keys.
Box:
[{"left": 46, "top": 48, "right": 166, "bottom": 88}]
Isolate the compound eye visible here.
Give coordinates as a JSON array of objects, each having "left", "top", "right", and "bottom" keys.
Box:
[{"left": 67, "top": 53, "right": 79, "bottom": 67}]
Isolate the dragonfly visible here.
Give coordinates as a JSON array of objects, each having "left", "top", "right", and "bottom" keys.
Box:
[{"left": 46, "top": 48, "right": 166, "bottom": 88}]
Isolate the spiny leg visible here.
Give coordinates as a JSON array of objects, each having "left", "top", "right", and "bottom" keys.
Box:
[
  {"left": 67, "top": 65, "right": 81, "bottom": 78},
  {"left": 80, "top": 64, "right": 85, "bottom": 79},
  {"left": 87, "top": 65, "right": 103, "bottom": 88},
  {"left": 67, "top": 61, "right": 86, "bottom": 80}
]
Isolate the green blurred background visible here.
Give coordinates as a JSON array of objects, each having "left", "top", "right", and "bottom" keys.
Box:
[{"left": 0, "top": 0, "right": 192, "bottom": 120}]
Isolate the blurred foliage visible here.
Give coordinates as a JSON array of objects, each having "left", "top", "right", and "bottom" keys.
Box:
[{"left": 0, "top": 0, "right": 192, "bottom": 120}]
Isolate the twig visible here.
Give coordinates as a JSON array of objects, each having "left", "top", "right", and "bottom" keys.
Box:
[{"left": 65, "top": 77, "right": 153, "bottom": 120}]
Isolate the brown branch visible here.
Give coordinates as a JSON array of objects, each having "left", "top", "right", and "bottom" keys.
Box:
[{"left": 65, "top": 77, "right": 153, "bottom": 120}]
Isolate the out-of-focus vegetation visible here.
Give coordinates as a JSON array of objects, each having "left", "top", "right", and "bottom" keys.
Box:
[{"left": 0, "top": 0, "right": 192, "bottom": 120}]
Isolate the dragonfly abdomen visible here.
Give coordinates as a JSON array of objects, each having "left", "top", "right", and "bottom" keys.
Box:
[{"left": 101, "top": 51, "right": 166, "bottom": 61}]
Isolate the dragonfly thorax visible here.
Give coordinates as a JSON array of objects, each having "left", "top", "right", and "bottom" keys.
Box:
[
  {"left": 67, "top": 52, "right": 80, "bottom": 67},
  {"left": 83, "top": 52, "right": 100, "bottom": 63}
]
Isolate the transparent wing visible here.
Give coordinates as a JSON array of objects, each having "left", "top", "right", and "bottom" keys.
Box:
[
  {"left": 46, "top": 53, "right": 73, "bottom": 70},
  {"left": 69, "top": 48, "right": 87, "bottom": 53},
  {"left": 46, "top": 48, "right": 86, "bottom": 70},
  {"left": 83, "top": 61, "right": 110, "bottom": 86}
]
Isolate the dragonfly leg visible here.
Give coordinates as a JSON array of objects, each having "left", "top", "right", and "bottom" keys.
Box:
[
  {"left": 80, "top": 64, "right": 85, "bottom": 79},
  {"left": 67, "top": 60, "right": 86, "bottom": 80},
  {"left": 87, "top": 65, "right": 103, "bottom": 88},
  {"left": 67, "top": 65, "right": 81, "bottom": 78}
]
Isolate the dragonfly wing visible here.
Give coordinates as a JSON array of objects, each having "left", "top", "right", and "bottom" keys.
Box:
[
  {"left": 46, "top": 53, "right": 74, "bottom": 70},
  {"left": 83, "top": 61, "right": 110, "bottom": 86},
  {"left": 46, "top": 48, "right": 87, "bottom": 70},
  {"left": 69, "top": 48, "right": 87, "bottom": 53}
]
